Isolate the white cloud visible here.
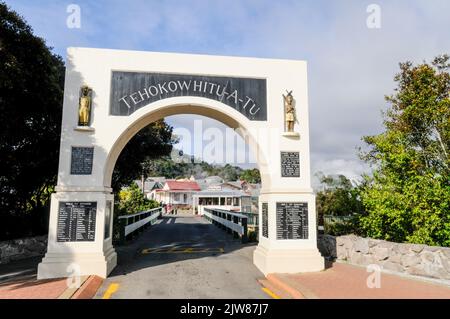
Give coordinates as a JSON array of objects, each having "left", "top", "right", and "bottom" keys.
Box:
[{"left": 6, "top": 0, "right": 450, "bottom": 179}]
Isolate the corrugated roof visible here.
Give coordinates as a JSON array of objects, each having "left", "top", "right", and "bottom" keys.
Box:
[
  {"left": 164, "top": 180, "right": 201, "bottom": 191},
  {"left": 193, "top": 190, "right": 250, "bottom": 197},
  {"left": 222, "top": 181, "right": 243, "bottom": 189}
]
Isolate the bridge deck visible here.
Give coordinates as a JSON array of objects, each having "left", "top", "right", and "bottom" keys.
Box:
[{"left": 95, "top": 213, "right": 268, "bottom": 299}]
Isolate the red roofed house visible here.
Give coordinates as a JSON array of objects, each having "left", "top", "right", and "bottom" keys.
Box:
[{"left": 154, "top": 180, "right": 201, "bottom": 212}]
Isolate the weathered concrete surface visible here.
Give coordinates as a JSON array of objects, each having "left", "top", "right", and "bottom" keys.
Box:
[
  {"left": 318, "top": 234, "right": 450, "bottom": 281},
  {"left": 95, "top": 214, "right": 268, "bottom": 299}
]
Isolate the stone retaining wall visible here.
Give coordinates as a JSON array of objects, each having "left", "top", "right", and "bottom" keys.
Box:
[
  {"left": 0, "top": 235, "right": 47, "bottom": 264},
  {"left": 318, "top": 234, "right": 450, "bottom": 280}
]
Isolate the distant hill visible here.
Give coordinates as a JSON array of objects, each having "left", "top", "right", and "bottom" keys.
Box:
[{"left": 143, "top": 149, "right": 260, "bottom": 183}]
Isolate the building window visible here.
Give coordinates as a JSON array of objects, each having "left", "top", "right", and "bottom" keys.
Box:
[
  {"left": 242, "top": 206, "right": 251, "bottom": 213},
  {"left": 220, "top": 197, "right": 225, "bottom": 205},
  {"left": 183, "top": 194, "right": 187, "bottom": 203},
  {"left": 233, "top": 197, "right": 240, "bottom": 206},
  {"left": 226, "top": 197, "right": 232, "bottom": 205}
]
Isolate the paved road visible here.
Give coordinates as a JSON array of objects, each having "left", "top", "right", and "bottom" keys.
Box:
[
  {"left": 0, "top": 257, "right": 41, "bottom": 284},
  {"left": 95, "top": 213, "right": 269, "bottom": 299}
]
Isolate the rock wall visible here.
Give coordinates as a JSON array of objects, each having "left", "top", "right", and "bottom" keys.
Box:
[
  {"left": 0, "top": 236, "right": 47, "bottom": 264},
  {"left": 318, "top": 234, "right": 450, "bottom": 280}
]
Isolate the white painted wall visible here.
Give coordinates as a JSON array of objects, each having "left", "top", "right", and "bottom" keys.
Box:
[{"left": 57, "top": 48, "right": 312, "bottom": 192}]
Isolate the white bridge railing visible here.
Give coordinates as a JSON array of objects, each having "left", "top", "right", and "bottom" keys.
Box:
[
  {"left": 203, "top": 208, "right": 248, "bottom": 243},
  {"left": 118, "top": 207, "right": 162, "bottom": 244}
]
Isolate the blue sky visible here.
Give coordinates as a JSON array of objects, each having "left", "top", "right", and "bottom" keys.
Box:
[{"left": 5, "top": 0, "right": 450, "bottom": 182}]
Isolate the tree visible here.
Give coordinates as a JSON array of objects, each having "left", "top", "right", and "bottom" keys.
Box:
[
  {"left": 315, "top": 172, "right": 363, "bottom": 217},
  {"left": 143, "top": 155, "right": 248, "bottom": 182},
  {"left": 0, "top": 3, "right": 65, "bottom": 240},
  {"left": 239, "top": 168, "right": 261, "bottom": 183},
  {"left": 219, "top": 164, "right": 240, "bottom": 181},
  {"left": 112, "top": 181, "right": 160, "bottom": 241},
  {"left": 112, "top": 119, "right": 174, "bottom": 193},
  {"left": 359, "top": 55, "right": 450, "bottom": 246}
]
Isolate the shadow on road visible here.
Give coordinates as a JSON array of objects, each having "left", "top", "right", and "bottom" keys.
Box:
[{"left": 111, "top": 214, "right": 257, "bottom": 277}]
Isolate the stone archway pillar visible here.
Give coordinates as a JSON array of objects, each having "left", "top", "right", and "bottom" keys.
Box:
[
  {"left": 253, "top": 191, "right": 324, "bottom": 275},
  {"left": 38, "top": 189, "right": 117, "bottom": 279}
]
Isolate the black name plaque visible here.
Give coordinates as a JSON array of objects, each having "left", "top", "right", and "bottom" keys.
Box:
[
  {"left": 281, "top": 152, "right": 300, "bottom": 177},
  {"left": 57, "top": 202, "right": 97, "bottom": 242},
  {"left": 262, "top": 202, "right": 269, "bottom": 238},
  {"left": 276, "top": 202, "right": 308, "bottom": 240},
  {"left": 70, "top": 147, "right": 94, "bottom": 175}
]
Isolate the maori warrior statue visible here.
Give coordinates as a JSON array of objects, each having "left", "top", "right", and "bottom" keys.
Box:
[
  {"left": 78, "top": 85, "right": 92, "bottom": 126},
  {"left": 283, "top": 90, "right": 296, "bottom": 132}
]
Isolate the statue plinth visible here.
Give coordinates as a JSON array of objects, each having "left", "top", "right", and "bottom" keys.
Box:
[
  {"left": 282, "top": 131, "right": 300, "bottom": 139},
  {"left": 74, "top": 126, "right": 95, "bottom": 132}
]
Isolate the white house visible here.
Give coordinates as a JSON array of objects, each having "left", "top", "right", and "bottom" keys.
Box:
[
  {"left": 154, "top": 180, "right": 201, "bottom": 211},
  {"left": 134, "top": 177, "right": 165, "bottom": 198}
]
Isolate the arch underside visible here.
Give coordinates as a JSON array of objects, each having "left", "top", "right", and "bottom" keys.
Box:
[{"left": 103, "top": 102, "right": 269, "bottom": 188}]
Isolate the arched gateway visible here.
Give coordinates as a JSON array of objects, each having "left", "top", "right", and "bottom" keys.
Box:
[{"left": 37, "top": 48, "right": 324, "bottom": 279}]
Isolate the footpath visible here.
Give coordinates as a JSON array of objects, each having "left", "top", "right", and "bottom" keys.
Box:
[
  {"left": 259, "top": 262, "right": 450, "bottom": 299},
  {"left": 0, "top": 258, "right": 103, "bottom": 299},
  {"left": 2, "top": 258, "right": 450, "bottom": 299}
]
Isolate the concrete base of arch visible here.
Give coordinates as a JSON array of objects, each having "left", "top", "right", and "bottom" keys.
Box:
[
  {"left": 37, "top": 191, "right": 117, "bottom": 279},
  {"left": 253, "top": 247, "right": 324, "bottom": 275},
  {"left": 37, "top": 248, "right": 117, "bottom": 280},
  {"left": 253, "top": 191, "right": 325, "bottom": 275}
]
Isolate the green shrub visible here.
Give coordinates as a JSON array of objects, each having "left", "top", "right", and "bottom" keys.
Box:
[
  {"left": 247, "top": 230, "right": 258, "bottom": 242},
  {"left": 112, "top": 182, "right": 161, "bottom": 242},
  {"left": 324, "top": 215, "right": 363, "bottom": 236}
]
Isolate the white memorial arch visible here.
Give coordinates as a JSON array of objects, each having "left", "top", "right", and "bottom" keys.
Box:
[{"left": 37, "top": 48, "right": 324, "bottom": 279}]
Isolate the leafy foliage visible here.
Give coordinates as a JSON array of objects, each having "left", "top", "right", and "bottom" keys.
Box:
[
  {"left": 0, "top": 3, "right": 64, "bottom": 240},
  {"left": 144, "top": 156, "right": 255, "bottom": 182},
  {"left": 239, "top": 168, "right": 261, "bottom": 183},
  {"left": 324, "top": 218, "right": 362, "bottom": 237},
  {"left": 359, "top": 55, "right": 450, "bottom": 246},
  {"left": 112, "top": 119, "right": 174, "bottom": 193},
  {"left": 116, "top": 182, "right": 159, "bottom": 215},
  {"left": 113, "top": 182, "right": 160, "bottom": 242},
  {"left": 315, "top": 172, "right": 364, "bottom": 217},
  {"left": 315, "top": 172, "right": 365, "bottom": 236}
]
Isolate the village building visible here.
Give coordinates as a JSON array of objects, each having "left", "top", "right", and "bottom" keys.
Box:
[
  {"left": 153, "top": 180, "right": 201, "bottom": 212},
  {"left": 195, "top": 176, "right": 224, "bottom": 190},
  {"left": 134, "top": 177, "right": 165, "bottom": 199},
  {"left": 192, "top": 190, "right": 252, "bottom": 216}
]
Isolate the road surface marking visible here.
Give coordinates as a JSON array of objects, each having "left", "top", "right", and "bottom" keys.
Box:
[
  {"left": 262, "top": 287, "right": 281, "bottom": 299},
  {"left": 102, "top": 283, "right": 119, "bottom": 299},
  {"left": 141, "top": 247, "right": 224, "bottom": 254}
]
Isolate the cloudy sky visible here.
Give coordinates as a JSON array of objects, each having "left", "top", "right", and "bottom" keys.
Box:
[{"left": 6, "top": 0, "right": 450, "bottom": 182}]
